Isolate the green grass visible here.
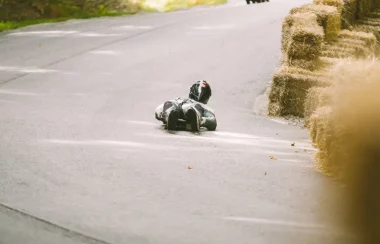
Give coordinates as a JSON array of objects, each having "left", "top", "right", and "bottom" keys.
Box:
[
  {"left": 0, "top": 12, "right": 132, "bottom": 33},
  {"left": 0, "top": 0, "right": 227, "bottom": 32},
  {"left": 140, "top": 0, "right": 227, "bottom": 12}
]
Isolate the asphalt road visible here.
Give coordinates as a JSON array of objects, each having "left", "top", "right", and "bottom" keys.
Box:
[{"left": 0, "top": 0, "right": 349, "bottom": 243}]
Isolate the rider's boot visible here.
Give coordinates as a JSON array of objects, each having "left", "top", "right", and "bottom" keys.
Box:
[
  {"left": 163, "top": 101, "right": 179, "bottom": 131},
  {"left": 185, "top": 107, "right": 200, "bottom": 132}
]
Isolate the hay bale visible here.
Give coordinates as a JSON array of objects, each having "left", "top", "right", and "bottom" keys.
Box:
[
  {"left": 357, "top": 17, "right": 380, "bottom": 27},
  {"left": 308, "top": 105, "right": 337, "bottom": 177},
  {"left": 310, "top": 59, "right": 380, "bottom": 179},
  {"left": 366, "top": 10, "right": 380, "bottom": 18},
  {"left": 356, "top": 0, "right": 375, "bottom": 18},
  {"left": 268, "top": 70, "right": 330, "bottom": 117},
  {"left": 318, "top": 56, "right": 344, "bottom": 71},
  {"left": 278, "top": 65, "right": 327, "bottom": 77},
  {"left": 291, "top": 4, "right": 341, "bottom": 41},
  {"left": 314, "top": 150, "right": 332, "bottom": 175},
  {"left": 314, "top": 0, "right": 344, "bottom": 12},
  {"left": 338, "top": 37, "right": 368, "bottom": 47},
  {"left": 354, "top": 24, "right": 380, "bottom": 42},
  {"left": 339, "top": 29, "right": 377, "bottom": 48},
  {"left": 308, "top": 106, "right": 332, "bottom": 149},
  {"left": 287, "top": 42, "right": 321, "bottom": 60},
  {"left": 327, "top": 59, "right": 380, "bottom": 242},
  {"left": 282, "top": 12, "right": 325, "bottom": 60},
  {"left": 321, "top": 40, "right": 375, "bottom": 58},
  {"left": 321, "top": 44, "right": 357, "bottom": 58},
  {"left": 342, "top": 0, "right": 357, "bottom": 29},
  {"left": 287, "top": 59, "right": 321, "bottom": 70},
  {"left": 304, "top": 87, "right": 333, "bottom": 125}
]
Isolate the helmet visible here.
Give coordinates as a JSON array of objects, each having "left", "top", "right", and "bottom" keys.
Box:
[{"left": 189, "top": 80, "right": 212, "bottom": 104}]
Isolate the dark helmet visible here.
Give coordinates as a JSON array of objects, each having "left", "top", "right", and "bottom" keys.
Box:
[{"left": 189, "top": 80, "right": 212, "bottom": 104}]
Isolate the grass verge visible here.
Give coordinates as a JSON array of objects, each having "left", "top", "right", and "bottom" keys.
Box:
[
  {"left": 0, "top": 0, "right": 227, "bottom": 32},
  {"left": 0, "top": 11, "right": 132, "bottom": 32}
]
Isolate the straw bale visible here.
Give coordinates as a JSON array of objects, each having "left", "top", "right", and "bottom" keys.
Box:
[
  {"left": 353, "top": 24, "right": 380, "bottom": 42},
  {"left": 268, "top": 70, "right": 330, "bottom": 117},
  {"left": 366, "top": 10, "right": 380, "bottom": 18},
  {"left": 278, "top": 65, "right": 326, "bottom": 77},
  {"left": 287, "top": 42, "right": 321, "bottom": 60},
  {"left": 312, "top": 59, "right": 380, "bottom": 177},
  {"left": 356, "top": 0, "right": 375, "bottom": 18},
  {"left": 321, "top": 44, "right": 357, "bottom": 58},
  {"left": 282, "top": 12, "right": 324, "bottom": 60},
  {"left": 287, "top": 59, "right": 320, "bottom": 70},
  {"left": 304, "top": 87, "right": 333, "bottom": 125},
  {"left": 357, "top": 18, "right": 380, "bottom": 27},
  {"left": 328, "top": 61, "right": 380, "bottom": 241},
  {"left": 314, "top": 0, "right": 344, "bottom": 12},
  {"left": 291, "top": 4, "right": 341, "bottom": 41},
  {"left": 314, "top": 150, "right": 332, "bottom": 175},
  {"left": 338, "top": 29, "right": 377, "bottom": 48},
  {"left": 341, "top": 0, "right": 357, "bottom": 28},
  {"left": 318, "top": 56, "right": 344, "bottom": 71},
  {"left": 321, "top": 41, "right": 375, "bottom": 58},
  {"left": 308, "top": 106, "right": 333, "bottom": 150}
]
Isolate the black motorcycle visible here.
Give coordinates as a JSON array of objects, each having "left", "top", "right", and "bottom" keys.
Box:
[{"left": 246, "top": 0, "right": 269, "bottom": 4}]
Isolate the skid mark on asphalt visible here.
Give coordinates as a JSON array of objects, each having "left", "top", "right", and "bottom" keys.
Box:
[
  {"left": 7, "top": 30, "right": 78, "bottom": 36},
  {"left": 220, "top": 216, "right": 353, "bottom": 239},
  {"left": 112, "top": 25, "right": 154, "bottom": 31},
  {"left": 124, "top": 120, "right": 158, "bottom": 126},
  {"left": 136, "top": 131, "right": 314, "bottom": 149},
  {"left": 0, "top": 89, "right": 41, "bottom": 96},
  {"left": 193, "top": 24, "right": 235, "bottom": 30},
  {"left": 222, "top": 216, "right": 326, "bottom": 229},
  {"left": 74, "top": 32, "right": 123, "bottom": 38},
  {"left": 0, "top": 65, "right": 58, "bottom": 74},
  {"left": 7, "top": 30, "right": 124, "bottom": 38},
  {"left": 41, "top": 139, "right": 146, "bottom": 147},
  {"left": 40, "top": 139, "right": 186, "bottom": 152},
  {"left": 89, "top": 50, "right": 123, "bottom": 55},
  {"left": 7, "top": 25, "right": 155, "bottom": 39}
]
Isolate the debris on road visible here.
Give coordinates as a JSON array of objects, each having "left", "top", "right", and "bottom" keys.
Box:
[{"left": 269, "top": 156, "right": 277, "bottom": 160}]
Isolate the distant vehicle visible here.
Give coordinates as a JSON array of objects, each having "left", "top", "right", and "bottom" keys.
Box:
[{"left": 246, "top": 0, "right": 269, "bottom": 3}]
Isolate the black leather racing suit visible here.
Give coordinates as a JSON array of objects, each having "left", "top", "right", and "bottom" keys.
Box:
[{"left": 155, "top": 97, "right": 217, "bottom": 131}]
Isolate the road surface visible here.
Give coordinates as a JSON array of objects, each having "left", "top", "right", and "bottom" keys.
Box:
[{"left": 0, "top": 0, "right": 348, "bottom": 243}]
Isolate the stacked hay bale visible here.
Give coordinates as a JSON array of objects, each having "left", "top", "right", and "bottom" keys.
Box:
[
  {"left": 281, "top": 12, "right": 325, "bottom": 66},
  {"left": 314, "top": 0, "right": 344, "bottom": 33},
  {"left": 269, "top": 0, "right": 379, "bottom": 118},
  {"left": 269, "top": 1, "right": 347, "bottom": 117},
  {"left": 356, "top": 0, "right": 376, "bottom": 17},
  {"left": 321, "top": 29, "right": 377, "bottom": 58},
  {"left": 306, "top": 58, "right": 380, "bottom": 178},
  {"left": 310, "top": 60, "right": 380, "bottom": 244},
  {"left": 308, "top": 105, "right": 336, "bottom": 174},
  {"left": 290, "top": 4, "right": 341, "bottom": 41},
  {"left": 342, "top": 0, "right": 358, "bottom": 28},
  {"left": 269, "top": 12, "right": 325, "bottom": 117},
  {"left": 270, "top": 2, "right": 380, "bottom": 241},
  {"left": 304, "top": 86, "right": 333, "bottom": 125},
  {"left": 269, "top": 68, "right": 330, "bottom": 117},
  {"left": 354, "top": 8, "right": 380, "bottom": 42}
]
